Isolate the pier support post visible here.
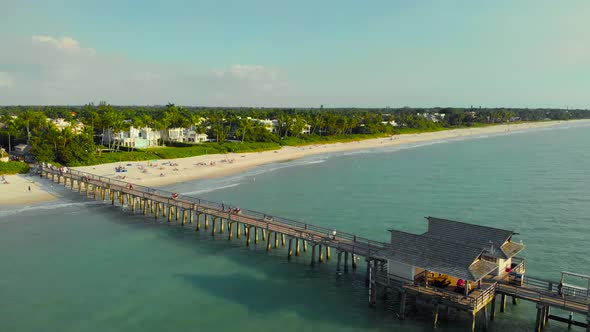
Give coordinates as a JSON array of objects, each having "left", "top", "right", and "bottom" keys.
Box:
[
  {"left": 211, "top": 217, "right": 216, "bottom": 236},
  {"left": 246, "top": 226, "right": 252, "bottom": 246},
  {"left": 535, "top": 304, "right": 543, "bottom": 332},
  {"left": 482, "top": 306, "right": 489, "bottom": 332},
  {"left": 344, "top": 252, "right": 349, "bottom": 272},
  {"left": 303, "top": 240, "right": 307, "bottom": 252},
  {"left": 163, "top": 204, "right": 167, "bottom": 218},
  {"left": 512, "top": 296, "right": 518, "bottom": 305},
  {"left": 262, "top": 229, "right": 266, "bottom": 241},
  {"left": 585, "top": 314, "right": 589, "bottom": 332},
  {"left": 274, "top": 232, "right": 278, "bottom": 248},
  {"left": 168, "top": 206, "right": 173, "bottom": 222},
  {"left": 196, "top": 213, "right": 201, "bottom": 231},
  {"left": 490, "top": 295, "right": 496, "bottom": 321},
  {"left": 287, "top": 238, "right": 293, "bottom": 259},
  {"left": 543, "top": 306, "right": 549, "bottom": 328},
  {"left": 281, "top": 234, "right": 286, "bottom": 246},
  {"left": 318, "top": 245, "right": 324, "bottom": 263},
  {"left": 399, "top": 290, "right": 407, "bottom": 320},
  {"left": 154, "top": 202, "right": 159, "bottom": 220},
  {"left": 265, "top": 231, "right": 271, "bottom": 250},
  {"left": 189, "top": 210, "right": 193, "bottom": 224},
  {"left": 295, "top": 239, "right": 300, "bottom": 256},
  {"left": 236, "top": 222, "right": 240, "bottom": 238},
  {"left": 326, "top": 246, "right": 331, "bottom": 260},
  {"left": 336, "top": 251, "right": 343, "bottom": 272},
  {"left": 254, "top": 228, "right": 259, "bottom": 244},
  {"left": 352, "top": 253, "right": 357, "bottom": 270},
  {"left": 220, "top": 218, "right": 224, "bottom": 233},
  {"left": 500, "top": 294, "right": 506, "bottom": 313},
  {"left": 228, "top": 222, "right": 233, "bottom": 240},
  {"left": 205, "top": 215, "right": 209, "bottom": 230},
  {"left": 368, "top": 260, "right": 377, "bottom": 308},
  {"left": 365, "top": 261, "right": 370, "bottom": 286},
  {"left": 433, "top": 303, "right": 440, "bottom": 329},
  {"left": 310, "top": 245, "right": 317, "bottom": 266}
]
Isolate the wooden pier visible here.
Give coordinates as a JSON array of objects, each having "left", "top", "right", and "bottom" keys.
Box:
[{"left": 39, "top": 165, "right": 590, "bottom": 331}]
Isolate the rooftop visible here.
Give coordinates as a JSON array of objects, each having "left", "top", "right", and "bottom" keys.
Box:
[{"left": 424, "top": 216, "right": 524, "bottom": 259}]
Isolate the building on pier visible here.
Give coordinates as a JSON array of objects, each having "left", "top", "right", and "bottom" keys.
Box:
[{"left": 382, "top": 217, "right": 525, "bottom": 292}]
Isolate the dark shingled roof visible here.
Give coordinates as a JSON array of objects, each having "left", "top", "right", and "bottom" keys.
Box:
[
  {"left": 382, "top": 230, "right": 498, "bottom": 281},
  {"left": 424, "top": 217, "right": 522, "bottom": 259}
]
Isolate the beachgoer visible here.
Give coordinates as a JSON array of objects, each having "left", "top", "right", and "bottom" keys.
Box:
[
  {"left": 558, "top": 280, "right": 564, "bottom": 298},
  {"left": 222, "top": 202, "right": 225, "bottom": 211},
  {"left": 28, "top": 186, "right": 31, "bottom": 192}
]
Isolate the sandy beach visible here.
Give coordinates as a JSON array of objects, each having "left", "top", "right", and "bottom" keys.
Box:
[
  {"left": 0, "top": 173, "right": 59, "bottom": 206},
  {"left": 1, "top": 119, "right": 588, "bottom": 206}
]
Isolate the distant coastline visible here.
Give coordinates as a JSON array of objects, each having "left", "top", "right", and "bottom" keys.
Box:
[{"left": 2, "top": 119, "right": 589, "bottom": 207}]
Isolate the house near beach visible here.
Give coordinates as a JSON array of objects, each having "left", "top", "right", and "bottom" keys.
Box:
[
  {"left": 250, "top": 118, "right": 279, "bottom": 134},
  {"left": 162, "top": 126, "right": 208, "bottom": 143},
  {"left": 104, "top": 127, "right": 162, "bottom": 148},
  {"left": 47, "top": 118, "right": 85, "bottom": 133}
]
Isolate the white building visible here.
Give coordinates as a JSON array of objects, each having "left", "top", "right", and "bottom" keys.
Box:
[
  {"left": 250, "top": 118, "right": 279, "bottom": 134},
  {"left": 163, "top": 126, "right": 208, "bottom": 144},
  {"left": 417, "top": 113, "right": 445, "bottom": 123},
  {"left": 48, "top": 118, "right": 85, "bottom": 133},
  {"left": 105, "top": 127, "right": 161, "bottom": 148},
  {"left": 301, "top": 124, "right": 312, "bottom": 135},
  {"left": 381, "top": 120, "right": 398, "bottom": 127}
]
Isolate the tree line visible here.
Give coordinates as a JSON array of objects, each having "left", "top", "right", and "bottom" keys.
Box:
[{"left": 1, "top": 103, "right": 589, "bottom": 166}]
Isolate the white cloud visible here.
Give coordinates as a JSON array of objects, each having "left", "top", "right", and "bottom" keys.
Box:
[
  {"left": 212, "top": 64, "right": 279, "bottom": 81},
  {"left": 31, "top": 35, "right": 96, "bottom": 55},
  {"left": 0, "top": 35, "right": 290, "bottom": 105},
  {"left": 0, "top": 72, "right": 14, "bottom": 88}
]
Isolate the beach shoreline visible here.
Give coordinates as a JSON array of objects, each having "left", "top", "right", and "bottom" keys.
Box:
[{"left": 1, "top": 119, "right": 589, "bottom": 207}]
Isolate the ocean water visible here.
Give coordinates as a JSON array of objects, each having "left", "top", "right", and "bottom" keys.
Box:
[{"left": 1, "top": 122, "right": 589, "bottom": 332}]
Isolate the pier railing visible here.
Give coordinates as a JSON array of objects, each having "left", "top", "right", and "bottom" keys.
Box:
[
  {"left": 511, "top": 256, "right": 526, "bottom": 274},
  {"left": 42, "top": 166, "right": 390, "bottom": 258}
]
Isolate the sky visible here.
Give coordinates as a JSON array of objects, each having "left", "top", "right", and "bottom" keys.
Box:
[{"left": 0, "top": 0, "right": 588, "bottom": 108}]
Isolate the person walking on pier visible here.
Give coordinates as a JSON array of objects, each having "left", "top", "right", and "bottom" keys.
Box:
[{"left": 558, "top": 280, "right": 564, "bottom": 298}]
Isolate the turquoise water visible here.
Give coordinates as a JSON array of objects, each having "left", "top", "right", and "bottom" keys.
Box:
[{"left": 1, "top": 122, "right": 589, "bottom": 331}]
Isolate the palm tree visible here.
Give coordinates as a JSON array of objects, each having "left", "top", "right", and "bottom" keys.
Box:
[
  {"left": 237, "top": 117, "right": 253, "bottom": 142},
  {"left": 1, "top": 115, "right": 18, "bottom": 153}
]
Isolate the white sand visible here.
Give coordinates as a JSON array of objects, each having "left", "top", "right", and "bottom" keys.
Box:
[
  {"left": 0, "top": 174, "right": 58, "bottom": 206},
  {"left": 1, "top": 119, "right": 587, "bottom": 206}
]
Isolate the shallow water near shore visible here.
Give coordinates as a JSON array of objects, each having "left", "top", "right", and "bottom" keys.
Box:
[{"left": 1, "top": 122, "right": 589, "bottom": 331}]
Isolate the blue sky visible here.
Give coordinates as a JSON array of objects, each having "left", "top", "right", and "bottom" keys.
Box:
[{"left": 0, "top": 0, "right": 588, "bottom": 107}]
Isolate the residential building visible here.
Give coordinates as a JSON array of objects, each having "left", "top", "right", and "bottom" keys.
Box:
[
  {"left": 163, "top": 126, "right": 208, "bottom": 144},
  {"left": 47, "top": 118, "right": 85, "bottom": 133},
  {"left": 104, "top": 127, "right": 161, "bottom": 148}
]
